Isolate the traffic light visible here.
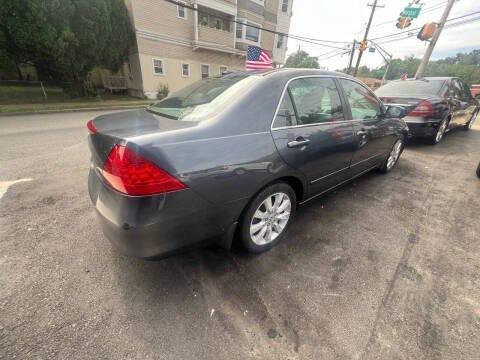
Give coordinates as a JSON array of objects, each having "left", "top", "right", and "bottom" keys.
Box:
[
  {"left": 396, "top": 17, "right": 412, "bottom": 29},
  {"left": 417, "top": 22, "right": 438, "bottom": 41},
  {"left": 359, "top": 41, "right": 368, "bottom": 52}
]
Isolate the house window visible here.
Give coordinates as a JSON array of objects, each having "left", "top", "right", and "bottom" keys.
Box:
[
  {"left": 282, "top": 0, "right": 289, "bottom": 12},
  {"left": 182, "top": 63, "right": 190, "bottom": 77},
  {"left": 277, "top": 35, "right": 284, "bottom": 49},
  {"left": 220, "top": 66, "right": 227, "bottom": 75},
  {"left": 214, "top": 17, "right": 224, "bottom": 30},
  {"left": 198, "top": 14, "right": 230, "bottom": 31},
  {"left": 199, "top": 12, "right": 208, "bottom": 26},
  {"left": 153, "top": 58, "right": 164, "bottom": 75},
  {"left": 245, "top": 23, "right": 260, "bottom": 42},
  {"left": 236, "top": 19, "right": 261, "bottom": 43},
  {"left": 236, "top": 21, "right": 244, "bottom": 38},
  {"left": 201, "top": 64, "right": 209, "bottom": 79},
  {"left": 177, "top": 2, "right": 186, "bottom": 19}
]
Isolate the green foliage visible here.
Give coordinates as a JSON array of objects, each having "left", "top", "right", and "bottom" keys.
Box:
[
  {"left": 157, "top": 83, "right": 169, "bottom": 100},
  {"left": 285, "top": 49, "right": 319, "bottom": 69},
  {"left": 367, "top": 50, "right": 480, "bottom": 84},
  {"left": 0, "top": 0, "right": 134, "bottom": 92}
]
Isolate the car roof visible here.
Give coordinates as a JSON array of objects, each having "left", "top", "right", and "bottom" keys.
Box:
[
  {"left": 385, "top": 77, "right": 451, "bottom": 85},
  {"left": 423, "top": 77, "right": 457, "bottom": 81},
  {"left": 225, "top": 68, "right": 356, "bottom": 80}
]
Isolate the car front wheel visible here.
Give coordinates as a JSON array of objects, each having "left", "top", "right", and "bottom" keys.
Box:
[
  {"left": 240, "top": 182, "right": 296, "bottom": 253},
  {"left": 378, "top": 137, "right": 404, "bottom": 173},
  {"left": 465, "top": 110, "right": 479, "bottom": 130},
  {"left": 429, "top": 118, "right": 448, "bottom": 144}
]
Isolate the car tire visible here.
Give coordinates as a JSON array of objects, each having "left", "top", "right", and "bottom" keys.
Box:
[
  {"left": 378, "top": 137, "right": 404, "bottom": 174},
  {"left": 427, "top": 117, "right": 449, "bottom": 145},
  {"left": 477, "top": 162, "right": 480, "bottom": 179},
  {"left": 465, "top": 110, "right": 479, "bottom": 131},
  {"left": 239, "top": 182, "right": 296, "bottom": 253}
]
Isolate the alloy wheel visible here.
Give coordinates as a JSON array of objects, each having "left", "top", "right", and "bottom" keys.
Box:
[
  {"left": 435, "top": 119, "right": 448, "bottom": 143},
  {"left": 469, "top": 111, "right": 479, "bottom": 129},
  {"left": 386, "top": 139, "right": 403, "bottom": 170},
  {"left": 250, "top": 192, "right": 291, "bottom": 245}
]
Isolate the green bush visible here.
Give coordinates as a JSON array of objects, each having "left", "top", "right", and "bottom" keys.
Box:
[{"left": 157, "top": 83, "right": 169, "bottom": 100}]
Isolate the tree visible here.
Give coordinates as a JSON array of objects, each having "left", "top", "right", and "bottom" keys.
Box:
[
  {"left": 0, "top": 0, "right": 134, "bottom": 91},
  {"left": 355, "top": 49, "right": 480, "bottom": 84},
  {"left": 285, "top": 49, "right": 319, "bottom": 69}
]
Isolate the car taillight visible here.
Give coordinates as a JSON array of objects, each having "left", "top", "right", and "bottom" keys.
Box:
[
  {"left": 87, "top": 120, "right": 98, "bottom": 134},
  {"left": 102, "top": 145, "right": 186, "bottom": 196},
  {"left": 408, "top": 100, "right": 434, "bottom": 117}
]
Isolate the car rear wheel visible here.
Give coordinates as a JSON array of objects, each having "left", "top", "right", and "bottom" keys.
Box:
[
  {"left": 240, "top": 183, "right": 296, "bottom": 253},
  {"left": 477, "top": 162, "right": 480, "bottom": 178},
  {"left": 378, "top": 138, "right": 404, "bottom": 174},
  {"left": 428, "top": 118, "right": 448, "bottom": 145},
  {"left": 465, "top": 110, "right": 479, "bottom": 130}
]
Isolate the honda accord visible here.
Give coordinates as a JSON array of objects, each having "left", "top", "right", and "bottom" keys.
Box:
[{"left": 87, "top": 69, "right": 408, "bottom": 258}]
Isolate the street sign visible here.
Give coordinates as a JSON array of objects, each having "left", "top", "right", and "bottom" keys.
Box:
[
  {"left": 402, "top": 7, "right": 421, "bottom": 19},
  {"left": 369, "top": 47, "right": 376, "bottom": 53}
]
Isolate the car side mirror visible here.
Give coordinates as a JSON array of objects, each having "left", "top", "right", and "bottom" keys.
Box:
[{"left": 384, "top": 105, "right": 406, "bottom": 119}]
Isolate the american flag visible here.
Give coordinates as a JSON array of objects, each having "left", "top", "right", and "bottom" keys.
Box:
[
  {"left": 400, "top": 71, "right": 408, "bottom": 80},
  {"left": 246, "top": 45, "right": 273, "bottom": 71}
]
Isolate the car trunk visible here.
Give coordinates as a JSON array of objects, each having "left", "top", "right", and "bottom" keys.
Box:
[
  {"left": 87, "top": 109, "right": 198, "bottom": 166},
  {"left": 379, "top": 96, "right": 427, "bottom": 109}
]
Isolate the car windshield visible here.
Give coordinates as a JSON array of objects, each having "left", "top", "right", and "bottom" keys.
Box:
[
  {"left": 376, "top": 79, "right": 445, "bottom": 97},
  {"left": 148, "top": 74, "right": 259, "bottom": 121}
]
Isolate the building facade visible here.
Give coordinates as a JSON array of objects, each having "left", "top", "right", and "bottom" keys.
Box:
[{"left": 124, "top": 0, "right": 293, "bottom": 98}]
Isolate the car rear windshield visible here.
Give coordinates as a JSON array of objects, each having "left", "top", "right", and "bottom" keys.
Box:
[
  {"left": 148, "top": 74, "right": 260, "bottom": 121},
  {"left": 376, "top": 80, "right": 445, "bottom": 97}
]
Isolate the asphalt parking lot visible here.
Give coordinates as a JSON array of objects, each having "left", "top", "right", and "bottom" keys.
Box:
[{"left": 1, "top": 110, "right": 480, "bottom": 359}]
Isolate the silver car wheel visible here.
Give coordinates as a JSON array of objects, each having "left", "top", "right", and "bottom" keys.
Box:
[
  {"left": 386, "top": 139, "right": 403, "bottom": 170},
  {"left": 250, "top": 192, "right": 291, "bottom": 245},
  {"left": 435, "top": 119, "right": 448, "bottom": 143},
  {"left": 469, "top": 111, "right": 478, "bottom": 129}
]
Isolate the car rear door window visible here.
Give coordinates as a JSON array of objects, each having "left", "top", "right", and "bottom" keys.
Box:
[
  {"left": 459, "top": 79, "right": 473, "bottom": 100},
  {"left": 287, "top": 77, "right": 344, "bottom": 125},
  {"left": 339, "top": 79, "right": 381, "bottom": 120},
  {"left": 452, "top": 80, "right": 464, "bottom": 99},
  {"left": 273, "top": 91, "right": 297, "bottom": 128}
]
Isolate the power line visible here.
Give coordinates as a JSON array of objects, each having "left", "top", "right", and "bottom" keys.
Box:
[
  {"left": 162, "top": 0, "right": 350, "bottom": 50},
  {"left": 370, "top": 9, "right": 480, "bottom": 41},
  {"left": 318, "top": 50, "right": 351, "bottom": 61},
  {"left": 359, "top": 0, "right": 448, "bottom": 34},
  {"left": 375, "top": 15, "right": 480, "bottom": 45},
  {"left": 353, "top": 0, "right": 384, "bottom": 76}
]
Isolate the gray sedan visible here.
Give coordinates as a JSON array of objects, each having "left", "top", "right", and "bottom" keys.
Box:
[{"left": 87, "top": 69, "right": 408, "bottom": 258}]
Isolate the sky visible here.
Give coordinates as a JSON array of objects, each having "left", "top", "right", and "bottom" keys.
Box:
[{"left": 287, "top": 0, "right": 480, "bottom": 70}]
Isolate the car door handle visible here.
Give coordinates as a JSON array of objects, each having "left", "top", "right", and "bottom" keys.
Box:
[
  {"left": 287, "top": 139, "right": 310, "bottom": 148},
  {"left": 356, "top": 130, "right": 367, "bottom": 137}
]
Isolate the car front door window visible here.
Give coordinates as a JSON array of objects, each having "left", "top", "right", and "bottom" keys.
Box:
[
  {"left": 288, "top": 77, "right": 344, "bottom": 125},
  {"left": 339, "top": 79, "right": 381, "bottom": 120}
]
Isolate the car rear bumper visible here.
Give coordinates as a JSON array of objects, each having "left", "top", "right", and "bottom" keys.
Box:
[
  {"left": 403, "top": 117, "right": 441, "bottom": 137},
  {"left": 88, "top": 167, "right": 226, "bottom": 259}
]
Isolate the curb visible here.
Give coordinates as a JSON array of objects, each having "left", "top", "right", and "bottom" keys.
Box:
[{"left": 0, "top": 104, "right": 153, "bottom": 117}]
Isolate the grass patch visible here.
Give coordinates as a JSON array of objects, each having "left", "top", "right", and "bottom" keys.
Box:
[
  {"left": 0, "top": 98, "right": 153, "bottom": 114},
  {"left": 0, "top": 83, "right": 153, "bottom": 114},
  {"left": 0, "top": 83, "right": 67, "bottom": 104}
]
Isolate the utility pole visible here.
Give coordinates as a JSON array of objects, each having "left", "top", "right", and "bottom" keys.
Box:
[
  {"left": 415, "top": 0, "right": 455, "bottom": 78},
  {"left": 353, "top": 0, "right": 384, "bottom": 77},
  {"left": 371, "top": 40, "right": 393, "bottom": 85},
  {"left": 381, "top": 57, "right": 392, "bottom": 85},
  {"left": 347, "top": 40, "right": 357, "bottom": 74}
]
